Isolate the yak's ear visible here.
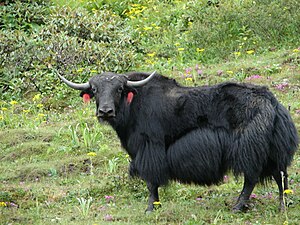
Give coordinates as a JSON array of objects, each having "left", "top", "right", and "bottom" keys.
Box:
[
  {"left": 80, "top": 89, "right": 94, "bottom": 98},
  {"left": 124, "top": 86, "right": 137, "bottom": 95}
]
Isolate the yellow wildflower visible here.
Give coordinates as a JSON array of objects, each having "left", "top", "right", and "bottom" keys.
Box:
[
  {"left": 1, "top": 107, "right": 8, "bottom": 111},
  {"left": 174, "top": 43, "right": 180, "bottom": 47},
  {"left": 185, "top": 78, "right": 193, "bottom": 81},
  {"left": 145, "top": 59, "right": 155, "bottom": 65},
  {"left": 143, "top": 27, "right": 152, "bottom": 31},
  {"left": 226, "top": 71, "right": 234, "bottom": 74},
  {"left": 23, "top": 109, "right": 30, "bottom": 113},
  {"left": 32, "top": 94, "right": 41, "bottom": 101},
  {"left": 87, "top": 152, "right": 97, "bottom": 157},
  {"left": 10, "top": 100, "right": 18, "bottom": 105},
  {"left": 283, "top": 189, "right": 293, "bottom": 194},
  {"left": 147, "top": 52, "right": 156, "bottom": 57},
  {"left": 196, "top": 48, "right": 205, "bottom": 53},
  {"left": 234, "top": 51, "right": 241, "bottom": 56},
  {"left": 153, "top": 201, "right": 161, "bottom": 209},
  {"left": 77, "top": 68, "right": 84, "bottom": 72},
  {"left": 246, "top": 50, "right": 255, "bottom": 54},
  {"left": 37, "top": 104, "right": 44, "bottom": 108},
  {"left": 132, "top": 10, "right": 141, "bottom": 15},
  {"left": 188, "top": 21, "right": 193, "bottom": 26},
  {"left": 0, "top": 202, "right": 7, "bottom": 207},
  {"left": 90, "top": 70, "right": 98, "bottom": 73},
  {"left": 293, "top": 49, "right": 299, "bottom": 53},
  {"left": 38, "top": 113, "right": 46, "bottom": 117},
  {"left": 177, "top": 48, "right": 185, "bottom": 51},
  {"left": 0, "top": 115, "right": 3, "bottom": 120}
]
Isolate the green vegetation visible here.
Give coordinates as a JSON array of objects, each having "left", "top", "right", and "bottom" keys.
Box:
[{"left": 0, "top": 0, "right": 299, "bottom": 224}]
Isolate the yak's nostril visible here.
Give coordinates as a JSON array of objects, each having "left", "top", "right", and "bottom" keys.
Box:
[
  {"left": 106, "top": 109, "right": 114, "bottom": 115},
  {"left": 98, "top": 107, "right": 115, "bottom": 117}
]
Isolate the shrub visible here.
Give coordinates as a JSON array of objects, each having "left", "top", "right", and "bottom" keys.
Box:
[
  {"left": 0, "top": 0, "right": 49, "bottom": 32},
  {"left": 0, "top": 3, "right": 136, "bottom": 104}
]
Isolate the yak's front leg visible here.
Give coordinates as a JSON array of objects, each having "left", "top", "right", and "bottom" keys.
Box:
[{"left": 145, "top": 182, "right": 160, "bottom": 213}]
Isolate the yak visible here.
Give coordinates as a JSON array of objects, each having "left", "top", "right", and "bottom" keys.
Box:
[{"left": 58, "top": 71, "right": 299, "bottom": 212}]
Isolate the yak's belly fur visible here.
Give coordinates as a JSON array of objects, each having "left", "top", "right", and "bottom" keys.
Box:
[{"left": 167, "top": 128, "right": 228, "bottom": 185}]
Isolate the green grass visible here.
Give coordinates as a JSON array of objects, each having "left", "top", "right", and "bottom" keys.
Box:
[{"left": 1, "top": 49, "right": 300, "bottom": 224}]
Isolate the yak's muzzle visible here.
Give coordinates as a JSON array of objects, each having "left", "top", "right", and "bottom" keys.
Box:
[{"left": 97, "top": 106, "right": 115, "bottom": 118}]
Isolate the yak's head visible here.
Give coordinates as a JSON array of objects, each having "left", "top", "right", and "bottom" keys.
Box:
[{"left": 57, "top": 71, "right": 156, "bottom": 121}]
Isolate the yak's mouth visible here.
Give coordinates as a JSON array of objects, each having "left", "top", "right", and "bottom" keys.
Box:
[{"left": 97, "top": 114, "right": 115, "bottom": 122}]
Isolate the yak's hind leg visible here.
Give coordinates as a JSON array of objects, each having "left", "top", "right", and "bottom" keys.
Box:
[
  {"left": 233, "top": 176, "right": 258, "bottom": 212},
  {"left": 145, "top": 182, "right": 160, "bottom": 213},
  {"left": 273, "top": 170, "right": 288, "bottom": 211}
]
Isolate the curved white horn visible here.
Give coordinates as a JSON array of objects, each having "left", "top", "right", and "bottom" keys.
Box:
[
  {"left": 56, "top": 71, "right": 90, "bottom": 90},
  {"left": 126, "top": 71, "right": 156, "bottom": 87}
]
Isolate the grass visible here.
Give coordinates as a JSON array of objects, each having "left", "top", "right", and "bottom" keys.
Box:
[{"left": 1, "top": 49, "right": 300, "bottom": 224}]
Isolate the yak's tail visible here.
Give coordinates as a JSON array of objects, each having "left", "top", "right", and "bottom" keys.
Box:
[{"left": 272, "top": 103, "right": 299, "bottom": 171}]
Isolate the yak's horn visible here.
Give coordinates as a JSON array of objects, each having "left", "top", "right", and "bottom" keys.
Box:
[
  {"left": 56, "top": 71, "right": 90, "bottom": 90},
  {"left": 126, "top": 71, "right": 156, "bottom": 87}
]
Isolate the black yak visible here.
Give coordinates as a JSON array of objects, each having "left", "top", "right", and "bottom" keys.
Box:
[{"left": 58, "top": 71, "right": 299, "bottom": 212}]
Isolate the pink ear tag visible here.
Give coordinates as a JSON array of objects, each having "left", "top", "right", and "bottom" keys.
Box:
[
  {"left": 127, "top": 92, "right": 134, "bottom": 104},
  {"left": 83, "top": 93, "right": 91, "bottom": 103}
]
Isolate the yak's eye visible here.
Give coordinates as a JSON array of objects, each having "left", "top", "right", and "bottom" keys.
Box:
[
  {"left": 117, "top": 86, "right": 123, "bottom": 93},
  {"left": 92, "top": 87, "right": 97, "bottom": 93}
]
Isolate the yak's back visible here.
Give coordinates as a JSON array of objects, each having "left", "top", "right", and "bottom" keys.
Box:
[{"left": 208, "top": 82, "right": 277, "bottom": 130}]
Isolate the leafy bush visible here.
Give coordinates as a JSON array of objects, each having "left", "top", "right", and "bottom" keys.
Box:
[
  {"left": 0, "top": 2, "right": 137, "bottom": 103},
  {"left": 0, "top": 0, "right": 49, "bottom": 31},
  {"left": 45, "top": 7, "right": 132, "bottom": 44}
]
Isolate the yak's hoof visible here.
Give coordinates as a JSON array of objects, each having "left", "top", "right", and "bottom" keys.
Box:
[
  {"left": 232, "top": 207, "right": 242, "bottom": 213},
  {"left": 232, "top": 203, "right": 249, "bottom": 213},
  {"left": 145, "top": 209, "right": 153, "bottom": 215},
  {"left": 145, "top": 202, "right": 161, "bottom": 214},
  {"left": 145, "top": 206, "right": 154, "bottom": 214},
  {"left": 278, "top": 202, "right": 286, "bottom": 212}
]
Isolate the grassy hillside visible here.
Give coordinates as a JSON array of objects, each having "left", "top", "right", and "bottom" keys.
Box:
[{"left": 1, "top": 0, "right": 300, "bottom": 224}]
